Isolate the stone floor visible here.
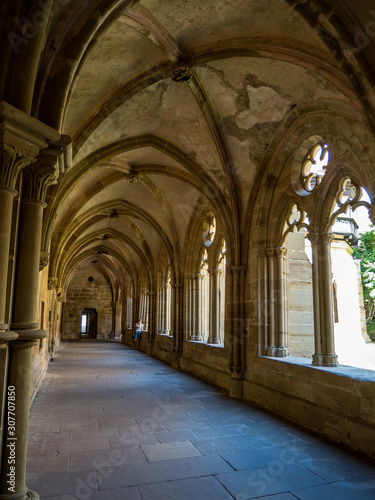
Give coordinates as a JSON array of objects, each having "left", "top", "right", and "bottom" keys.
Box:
[{"left": 26, "top": 341, "right": 375, "bottom": 500}]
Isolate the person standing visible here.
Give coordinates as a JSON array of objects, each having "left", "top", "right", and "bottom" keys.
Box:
[{"left": 133, "top": 318, "right": 143, "bottom": 349}]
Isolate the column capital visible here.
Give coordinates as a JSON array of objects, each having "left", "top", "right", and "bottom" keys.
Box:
[
  {"left": 0, "top": 101, "right": 62, "bottom": 191},
  {"left": 0, "top": 144, "right": 36, "bottom": 191},
  {"left": 228, "top": 265, "right": 247, "bottom": 276},
  {"left": 40, "top": 251, "right": 50, "bottom": 271},
  {"left": 22, "top": 152, "right": 60, "bottom": 203},
  {"left": 208, "top": 268, "right": 223, "bottom": 277},
  {"left": 275, "top": 246, "right": 288, "bottom": 258},
  {"left": 265, "top": 248, "right": 277, "bottom": 258},
  {"left": 320, "top": 232, "right": 334, "bottom": 245},
  {"left": 192, "top": 273, "right": 204, "bottom": 280},
  {"left": 48, "top": 277, "right": 59, "bottom": 290},
  {"left": 307, "top": 232, "right": 334, "bottom": 246}
]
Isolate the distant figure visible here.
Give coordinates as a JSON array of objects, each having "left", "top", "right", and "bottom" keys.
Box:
[{"left": 133, "top": 318, "right": 143, "bottom": 350}]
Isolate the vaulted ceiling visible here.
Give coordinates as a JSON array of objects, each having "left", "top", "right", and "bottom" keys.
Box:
[{"left": 15, "top": 0, "right": 373, "bottom": 294}]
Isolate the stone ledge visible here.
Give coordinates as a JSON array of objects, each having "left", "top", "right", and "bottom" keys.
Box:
[
  {"left": 184, "top": 340, "right": 226, "bottom": 353},
  {"left": 256, "top": 355, "right": 375, "bottom": 382}
]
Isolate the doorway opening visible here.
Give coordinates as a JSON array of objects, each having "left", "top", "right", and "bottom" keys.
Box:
[{"left": 80, "top": 308, "right": 97, "bottom": 338}]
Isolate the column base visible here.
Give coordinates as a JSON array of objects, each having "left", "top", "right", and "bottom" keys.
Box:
[
  {"left": 9, "top": 329, "right": 47, "bottom": 341},
  {"left": 229, "top": 373, "right": 244, "bottom": 399},
  {"left": 0, "top": 488, "right": 39, "bottom": 500},
  {"left": 312, "top": 353, "right": 338, "bottom": 367},
  {"left": 207, "top": 337, "right": 222, "bottom": 345},
  {"left": 171, "top": 353, "right": 180, "bottom": 369},
  {"left": 275, "top": 347, "right": 290, "bottom": 357},
  {"left": 147, "top": 340, "right": 154, "bottom": 356},
  {"left": 266, "top": 346, "right": 276, "bottom": 356}
]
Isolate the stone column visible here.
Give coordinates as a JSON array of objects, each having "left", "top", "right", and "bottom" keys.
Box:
[
  {"left": 257, "top": 249, "right": 268, "bottom": 356},
  {"left": 309, "top": 232, "right": 338, "bottom": 367},
  {"left": 132, "top": 296, "right": 139, "bottom": 332},
  {"left": 265, "top": 249, "right": 276, "bottom": 356},
  {"left": 190, "top": 274, "right": 202, "bottom": 341},
  {"left": 189, "top": 275, "right": 196, "bottom": 340},
  {"left": 1, "top": 155, "right": 59, "bottom": 499},
  {"left": 0, "top": 148, "right": 34, "bottom": 336},
  {"left": 228, "top": 266, "right": 247, "bottom": 399},
  {"left": 147, "top": 291, "right": 156, "bottom": 352},
  {"left": 275, "top": 247, "right": 289, "bottom": 357},
  {"left": 171, "top": 281, "right": 183, "bottom": 366},
  {"left": 0, "top": 146, "right": 26, "bottom": 486},
  {"left": 162, "top": 284, "right": 168, "bottom": 334},
  {"left": 110, "top": 301, "right": 116, "bottom": 339},
  {"left": 160, "top": 285, "right": 165, "bottom": 333},
  {"left": 208, "top": 269, "right": 222, "bottom": 344},
  {"left": 121, "top": 300, "right": 127, "bottom": 343},
  {"left": 115, "top": 301, "right": 122, "bottom": 339},
  {"left": 195, "top": 274, "right": 204, "bottom": 341}
]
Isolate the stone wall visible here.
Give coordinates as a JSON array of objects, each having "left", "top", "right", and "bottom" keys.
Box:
[
  {"left": 243, "top": 356, "right": 375, "bottom": 458},
  {"left": 180, "top": 342, "right": 230, "bottom": 390},
  {"left": 30, "top": 266, "right": 63, "bottom": 401},
  {"left": 286, "top": 232, "right": 315, "bottom": 358},
  {"left": 62, "top": 266, "right": 113, "bottom": 340}
]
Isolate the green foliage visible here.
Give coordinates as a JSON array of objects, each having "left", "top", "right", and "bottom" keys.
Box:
[{"left": 352, "top": 227, "right": 375, "bottom": 322}]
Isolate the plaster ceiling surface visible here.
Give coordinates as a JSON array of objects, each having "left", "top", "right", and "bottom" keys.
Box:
[
  {"left": 63, "top": 14, "right": 167, "bottom": 133},
  {"left": 137, "top": 0, "right": 329, "bottom": 52},
  {"left": 45, "top": 0, "right": 365, "bottom": 289},
  {"left": 146, "top": 174, "right": 202, "bottom": 247},
  {"left": 110, "top": 148, "right": 189, "bottom": 171},
  {"left": 73, "top": 78, "right": 223, "bottom": 182},
  {"left": 77, "top": 215, "right": 163, "bottom": 259},
  {"left": 53, "top": 167, "right": 122, "bottom": 228},
  {"left": 74, "top": 177, "right": 171, "bottom": 235}
]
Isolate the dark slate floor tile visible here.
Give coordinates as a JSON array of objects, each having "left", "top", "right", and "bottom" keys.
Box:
[
  {"left": 98, "top": 454, "right": 233, "bottom": 490},
  {"left": 139, "top": 476, "right": 233, "bottom": 500},
  {"left": 291, "top": 474, "right": 375, "bottom": 500},
  {"left": 216, "top": 462, "right": 327, "bottom": 499}
]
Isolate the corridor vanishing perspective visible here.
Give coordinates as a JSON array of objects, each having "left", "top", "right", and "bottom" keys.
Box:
[
  {"left": 26, "top": 342, "right": 375, "bottom": 500},
  {"left": 2, "top": 1, "right": 375, "bottom": 499}
]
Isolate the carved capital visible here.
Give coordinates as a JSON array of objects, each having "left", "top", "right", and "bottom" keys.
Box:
[
  {"left": 39, "top": 251, "right": 50, "bottom": 271},
  {"left": 0, "top": 143, "right": 36, "bottom": 190},
  {"left": 191, "top": 273, "right": 204, "bottom": 281},
  {"left": 275, "top": 247, "right": 288, "bottom": 258},
  {"left": 208, "top": 268, "right": 223, "bottom": 277},
  {"left": 48, "top": 277, "right": 59, "bottom": 290},
  {"left": 265, "top": 248, "right": 277, "bottom": 258},
  {"left": 147, "top": 290, "right": 156, "bottom": 296},
  {"left": 321, "top": 232, "right": 334, "bottom": 245},
  {"left": 171, "top": 63, "right": 193, "bottom": 83},
  {"left": 229, "top": 265, "right": 247, "bottom": 276},
  {"left": 22, "top": 158, "right": 58, "bottom": 203},
  {"left": 307, "top": 232, "right": 334, "bottom": 246}
]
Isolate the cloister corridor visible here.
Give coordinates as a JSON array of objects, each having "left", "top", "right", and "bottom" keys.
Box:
[{"left": 26, "top": 341, "right": 375, "bottom": 500}]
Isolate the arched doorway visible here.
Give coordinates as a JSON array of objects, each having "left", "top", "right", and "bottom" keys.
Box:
[{"left": 81, "top": 308, "right": 97, "bottom": 338}]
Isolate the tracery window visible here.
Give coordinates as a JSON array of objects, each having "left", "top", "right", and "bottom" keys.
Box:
[
  {"left": 291, "top": 136, "right": 330, "bottom": 196},
  {"left": 203, "top": 212, "right": 216, "bottom": 247}
]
